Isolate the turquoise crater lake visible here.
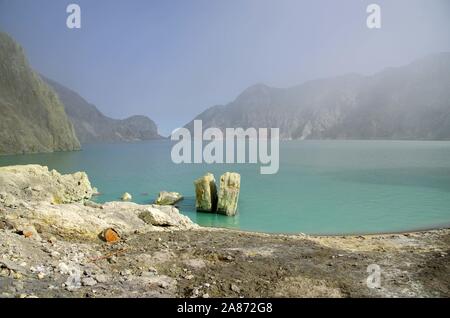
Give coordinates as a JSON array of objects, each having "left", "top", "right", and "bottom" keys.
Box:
[{"left": 1, "top": 140, "right": 450, "bottom": 235}]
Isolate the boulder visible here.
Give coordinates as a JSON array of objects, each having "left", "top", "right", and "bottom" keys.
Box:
[
  {"left": 139, "top": 205, "right": 195, "bottom": 228},
  {"left": 194, "top": 173, "right": 217, "bottom": 212},
  {"left": 154, "top": 191, "right": 183, "bottom": 205},
  {"left": 217, "top": 172, "right": 241, "bottom": 216},
  {"left": 121, "top": 192, "right": 132, "bottom": 201},
  {"left": 0, "top": 200, "right": 196, "bottom": 241},
  {"left": 0, "top": 165, "right": 93, "bottom": 204},
  {"left": 0, "top": 165, "right": 197, "bottom": 240}
]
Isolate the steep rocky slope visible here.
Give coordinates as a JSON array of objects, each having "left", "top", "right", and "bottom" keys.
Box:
[
  {"left": 44, "top": 77, "right": 163, "bottom": 143},
  {"left": 0, "top": 32, "right": 80, "bottom": 154}
]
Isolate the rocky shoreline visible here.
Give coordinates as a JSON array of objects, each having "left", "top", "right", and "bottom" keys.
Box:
[{"left": 0, "top": 165, "right": 449, "bottom": 298}]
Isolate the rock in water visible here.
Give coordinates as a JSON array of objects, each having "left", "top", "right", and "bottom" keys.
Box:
[
  {"left": 217, "top": 172, "right": 240, "bottom": 216},
  {"left": 194, "top": 173, "right": 217, "bottom": 212},
  {"left": 154, "top": 191, "right": 183, "bottom": 205},
  {"left": 121, "top": 192, "right": 132, "bottom": 201}
]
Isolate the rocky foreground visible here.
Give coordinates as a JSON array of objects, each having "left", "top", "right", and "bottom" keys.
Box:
[{"left": 0, "top": 165, "right": 449, "bottom": 298}]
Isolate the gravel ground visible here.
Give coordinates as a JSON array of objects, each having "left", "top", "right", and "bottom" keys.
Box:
[{"left": 1, "top": 226, "right": 449, "bottom": 298}]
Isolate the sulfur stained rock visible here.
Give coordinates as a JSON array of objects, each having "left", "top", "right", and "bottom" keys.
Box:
[
  {"left": 0, "top": 165, "right": 94, "bottom": 204},
  {"left": 17, "top": 224, "right": 41, "bottom": 241},
  {"left": 121, "top": 192, "right": 132, "bottom": 201},
  {"left": 194, "top": 173, "right": 217, "bottom": 212},
  {"left": 217, "top": 172, "right": 240, "bottom": 216},
  {"left": 154, "top": 191, "right": 183, "bottom": 205},
  {"left": 0, "top": 165, "right": 197, "bottom": 242},
  {"left": 139, "top": 205, "right": 185, "bottom": 227},
  {"left": 23, "top": 231, "right": 34, "bottom": 238}
]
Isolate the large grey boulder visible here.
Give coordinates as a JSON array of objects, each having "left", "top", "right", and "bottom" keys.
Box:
[
  {"left": 194, "top": 173, "right": 217, "bottom": 212},
  {"left": 217, "top": 172, "right": 241, "bottom": 216}
]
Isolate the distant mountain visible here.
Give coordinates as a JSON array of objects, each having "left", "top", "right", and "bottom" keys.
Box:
[
  {"left": 44, "top": 77, "right": 163, "bottom": 143},
  {"left": 185, "top": 53, "right": 450, "bottom": 140},
  {"left": 0, "top": 32, "right": 80, "bottom": 155}
]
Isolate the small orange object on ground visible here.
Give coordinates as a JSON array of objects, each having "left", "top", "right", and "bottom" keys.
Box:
[
  {"left": 103, "top": 228, "right": 120, "bottom": 243},
  {"left": 23, "top": 231, "right": 33, "bottom": 238}
]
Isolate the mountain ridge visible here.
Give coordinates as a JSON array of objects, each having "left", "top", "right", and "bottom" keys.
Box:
[
  {"left": 185, "top": 52, "right": 450, "bottom": 140},
  {"left": 43, "top": 77, "right": 164, "bottom": 144}
]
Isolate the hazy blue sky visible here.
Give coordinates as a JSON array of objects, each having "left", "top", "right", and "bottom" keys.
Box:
[{"left": 1, "top": 0, "right": 449, "bottom": 135}]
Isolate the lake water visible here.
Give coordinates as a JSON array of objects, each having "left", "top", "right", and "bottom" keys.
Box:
[{"left": 1, "top": 140, "right": 450, "bottom": 235}]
